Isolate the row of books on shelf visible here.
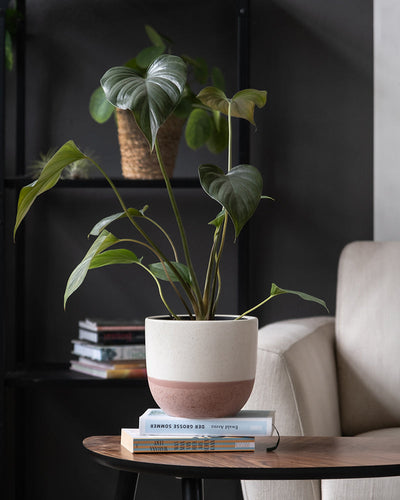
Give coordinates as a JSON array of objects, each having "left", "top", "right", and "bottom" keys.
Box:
[
  {"left": 121, "top": 408, "right": 276, "bottom": 453},
  {"left": 69, "top": 318, "right": 147, "bottom": 379}
]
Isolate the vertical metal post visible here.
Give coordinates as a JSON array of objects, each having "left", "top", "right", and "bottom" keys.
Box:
[
  {"left": 237, "top": 0, "right": 251, "bottom": 313},
  {"left": 14, "top": 0, "right": 26, "bottom": 367},
  {"left": 114, "top": 471, "right": 139, "bottom": 500},
  {"left": 15, "top": 0, "right": 25, "bottom": 176},
  {"left": 0, "top": 0, "right": 11, "bottom": 493},
  {"left": 181, "top": 478, "right": 204, "bottom": 500}
]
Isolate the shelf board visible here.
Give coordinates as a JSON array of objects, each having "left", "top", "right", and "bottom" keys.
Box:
[
  {"left": 4, "top": 364, "right": 149, "bottom": 388},
  {"left": 5, "top": 176, "right": 201, "bottom": 189}
]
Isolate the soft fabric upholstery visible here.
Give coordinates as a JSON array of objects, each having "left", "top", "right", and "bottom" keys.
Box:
[
  {"left": 321, "top": 428, "right": 400, "bottom": 500},
  {"left": 241, "top": 241, "right": 400, "bottom": 500},
  {"left": 336, "top": 242, "right": 400, "bottom": 435}
]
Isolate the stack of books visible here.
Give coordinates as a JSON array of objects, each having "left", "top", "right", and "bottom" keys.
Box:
[
  {"left": 121, "top": 408, "right": 275, "bottom": 453},
  {"left": 69, "top": 318, "right": 146, "bottom": 379}
]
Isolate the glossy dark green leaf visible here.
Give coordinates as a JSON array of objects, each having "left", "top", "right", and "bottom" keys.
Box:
[
  {"left": 64, "top": 230, "right": 119, "bottom": 307},
  {"left": 145, "top": 25, "right": 166, "bottom": 49},
  {"left": 89, "top": 87, "right": 115, "bottom": 123},
  {"left": 192, "top": 57, "right": 208, "bottom": 84},
  {"left": 136, "top": 45, "right": 165, "bottom": 68},
  {"left": 14, "top": 141, "right": 87, "bottom": 239},
  {"left": 101, "top": 54, "right": 187, "bottom": 148},
  {"left": 173, "top": 94, "right": 193, "bottom": 119},
  {"left": 199, "top": 164, "right": 263, "bottom": 238},
  {"left": 185, "top": 109, "right": 212, "bottom": 150},
  {"left": 211, "top": 67, "right": 225, "bottom": 91},
  {"left": 270, "top": 283, "right": 329, "bottom": 311},
  {"left": 148, "top": 261, "right": 191, "bottom": 284},
  {"left": 90, "top": 207, "right": 148, "bottom": 236},
  {"left": 124, "top": 58, "right": 141, "bottom": 70},
  {"left": 197, "top": 87, "right": 267, "bottom": 125},
  {"left": 206, "top": 112, "right": 228, "bottom": 154}
]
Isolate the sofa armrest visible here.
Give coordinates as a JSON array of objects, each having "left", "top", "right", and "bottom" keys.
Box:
[{"left": 244, "top": 316, "right": 341, "bottom": 436}]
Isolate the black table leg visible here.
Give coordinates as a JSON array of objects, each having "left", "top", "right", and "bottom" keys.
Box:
[
  {"left": 114, "top": 471, "right": 139, "bottom": 500},
  {"left": 181, "top": 478, "right": 204, "bottom": 500}
]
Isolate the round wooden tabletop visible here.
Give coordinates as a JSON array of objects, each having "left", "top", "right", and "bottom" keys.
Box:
[{"left": 83, "top": 435, "right": 400, "bottom": 480}]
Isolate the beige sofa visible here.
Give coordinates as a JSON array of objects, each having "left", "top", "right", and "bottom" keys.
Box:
[{"left": 241, "top": 241, "right": 400, "bottom": 500}]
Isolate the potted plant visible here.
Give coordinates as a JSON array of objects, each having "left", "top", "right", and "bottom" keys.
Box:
[
  {"left": 89, "top": 25, "right": 228, "bottom": 179},
  {"left": 14, "top": 54, "right": 327, "bottom": 418}
]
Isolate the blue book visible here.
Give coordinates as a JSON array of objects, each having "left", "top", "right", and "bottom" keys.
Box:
[{"left": 138, "top": 408, "right": 275, "bottom": 437}]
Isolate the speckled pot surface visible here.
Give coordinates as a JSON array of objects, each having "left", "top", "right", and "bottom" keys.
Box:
[{"left": 145, "top": 315, "right": 258, "bottom": 418}]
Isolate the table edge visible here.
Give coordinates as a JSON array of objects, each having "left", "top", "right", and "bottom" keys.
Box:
[{"left": 83, "top": 436, "right": 400, "bottom": 480}]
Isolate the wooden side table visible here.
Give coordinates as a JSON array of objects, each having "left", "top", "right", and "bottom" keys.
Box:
[{"left": 83, "top": 435, "right": 400, "bottom": 500}]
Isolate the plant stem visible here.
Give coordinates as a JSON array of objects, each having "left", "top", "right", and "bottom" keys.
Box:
[
  {"left": 142, "top": 214, "right": 179, "bottom": 261},
  {"left": 228, "top": 101, "right": 232, "bottom": 172},
  {"left": 204, "top": 101, "right": 233, "bottom": 318},
  {"left": 88, "top": 155, "right": 198, "bottom": 313},
  {"left": 138, "top": 262, "right": 178, "bottom": 319},
  {"left": 117, "top": 238, "right": 193, "bottom": 317},
  {"left": 236, "top": 294, "right": 274, "bottom": 320},
  {"left": 206, "top": 212, "right": 228, "bottom": 318},
  {"left": 202, "top": 224, "right": 222, "bottom": 307},
  {"left": 154, "top": 139, "right": 204, "bottom": 315}
]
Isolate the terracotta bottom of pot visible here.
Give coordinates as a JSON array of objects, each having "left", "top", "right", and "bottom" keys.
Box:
[{"left": 148, "top": 376, "right": 255, "bottom": 418}]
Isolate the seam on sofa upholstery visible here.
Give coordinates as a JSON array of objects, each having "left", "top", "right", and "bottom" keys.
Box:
[{"left": 256, "top": 347, "right": 306, "bottom": 437}]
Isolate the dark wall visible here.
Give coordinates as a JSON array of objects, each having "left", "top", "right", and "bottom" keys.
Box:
[
  {"left": 3, "top": 0, "right": 373, "bottom": 499},
  {"left": 248, "top": 0, "right": 373, "bottom": 324},
  {"left": 5, "top": 2, "right": 243, "bottom": 499},
  {"left": 10, "top": 0, "right": 239, "bottom": 363}
]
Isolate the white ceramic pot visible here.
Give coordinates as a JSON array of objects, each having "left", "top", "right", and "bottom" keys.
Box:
[{"left": 145, "top": 315, "right": 258, "bottom": 418}]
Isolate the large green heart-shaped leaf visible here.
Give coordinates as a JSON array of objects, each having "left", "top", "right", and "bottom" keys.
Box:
[
  {"left": 100, "top": 54, "right": 187, "bottom": 148},
  {"left": 136, "top": 45, "right": 165, "bottom": 68},
  {"left": 197, "top": 87, "right": 267, "bottom": 125},
  {"left": 185, "top": 108, "right": 212, "bottom": 150},
  {"left": 14, "top": 141, "right": 87, "bottom": 239},
  {"left": 206, "top": 112, "right": 228, "bottom": 154},
  {"left": 89, "top": 87, "right": 115, "bottom": 123},
  {"left": 145, "top": 25, "right": 167, "bottom": 49},
  {"left": 199, "top": 164, "right": 263, "bottom": 238}
]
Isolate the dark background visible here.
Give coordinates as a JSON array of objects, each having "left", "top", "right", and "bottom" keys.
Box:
[{"left": 3, "top": 0, "right": 372, "bottom": 498}]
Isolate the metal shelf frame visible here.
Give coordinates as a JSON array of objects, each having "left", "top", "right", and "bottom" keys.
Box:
[{"left": 0, "top": 1, "right": 251, "bottom": 497}]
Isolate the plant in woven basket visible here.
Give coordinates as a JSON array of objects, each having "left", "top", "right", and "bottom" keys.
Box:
[
  {"left": 89, "top": 25, "right": 228, "bottom": 179},
  {"left": 14, "top": 55, "right": 327, "bottom": 320}
]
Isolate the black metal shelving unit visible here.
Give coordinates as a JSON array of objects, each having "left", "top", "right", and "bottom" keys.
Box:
[{"left": 1, "top": 1, "right": 251, "bottom": 497}]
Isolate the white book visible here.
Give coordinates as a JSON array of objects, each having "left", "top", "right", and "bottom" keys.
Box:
[
  {"left": 138, "top": 408, "right": 275, "bottom": 436},
  {"left": 71, "top": 340, "right": 145, "bottom": 361}
]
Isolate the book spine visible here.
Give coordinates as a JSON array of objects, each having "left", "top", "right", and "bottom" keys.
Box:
[
  {"left": 79, "top": 321, "right": 145, "bottom": 331},
  {"left": 77, "top": 357, "right": 146, "bottom": 369},
  {"left": 72, "top": 342, "right": 146, "bottom": 361},
  {"left": 139, "top": 417, "right": 272, "bottom": 436},
  {"left": 70, "top": 363, "right": 146, "bottom": 379},
  {"left": 122, "top": 436, "right": 255, "bottom": 453},
  {"left": 79, "top": 328, "right": 145, "bottom": 344}
]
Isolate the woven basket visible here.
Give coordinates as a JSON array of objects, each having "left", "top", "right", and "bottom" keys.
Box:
[{"left": 116, "top": 109, "right": 184, "bottom": 179}]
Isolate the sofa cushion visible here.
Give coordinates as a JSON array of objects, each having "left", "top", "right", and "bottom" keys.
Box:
[{"left": 336, "top": 242, "right": 400, "bottom": 435}]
